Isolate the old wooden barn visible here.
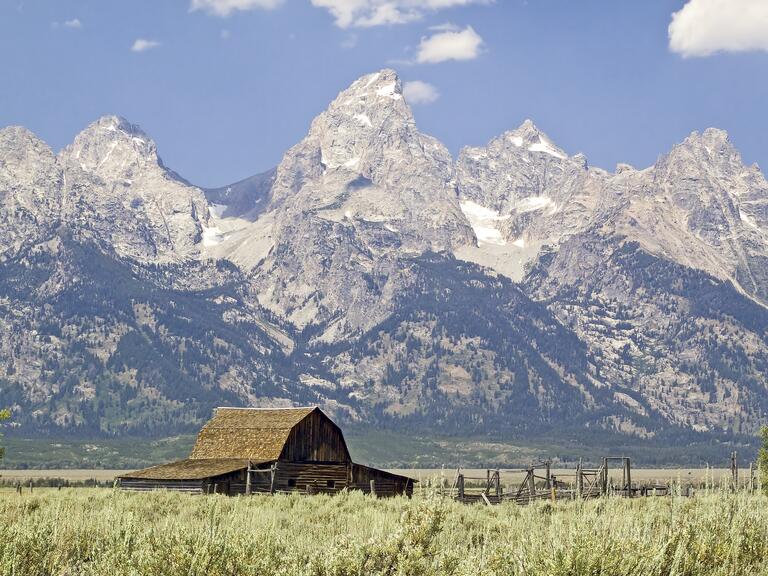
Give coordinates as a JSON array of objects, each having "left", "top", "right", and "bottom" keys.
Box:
[{"left": 119, "top": 406, "right": 414, "bottom": 497}]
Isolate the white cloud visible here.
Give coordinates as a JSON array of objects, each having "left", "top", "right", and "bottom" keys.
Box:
[
  {"left": 310, "top": 0, "right": 490, "bottom": 29},
  {"left": 429, "top": 22, "right": 460, "bottom": 32},
  {"left": 416, "top": 25, "right": 483, "bottom": 63},
  {"left": 669, "top": 0, "right": 768, "bottom": 58},
  {"left": 131, "top": 38, "right": 161, "bottom": 52},
  {"left": 190, "top": 0, "right": 284, "bottom": 17},
  {"left": 52, "top": 18, "right": 82, "bottom": 29},
  {"left": 403, "top": 80, "right": 440, "bottom": 104}
]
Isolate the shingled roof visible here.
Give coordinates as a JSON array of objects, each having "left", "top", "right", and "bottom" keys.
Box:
[
  {"left": 189, "top": 406, "right": 317, "bottom": 461},
  {"left": 120, "top": 458, "right": 254, "bottom": 480}
]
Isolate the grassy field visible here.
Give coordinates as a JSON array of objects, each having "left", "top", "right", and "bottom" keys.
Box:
[
  {"left": 1, "top": 430, "right": 759, "bottom": 469},
  {"left": 0, "top": 488, "right": 767, "bottom": 575},
  {"left": 0, "top": 467, "right": 742, "bottom": 486},
  {"left": 0, "top": 435, "right": 197, "bottom": 470}
]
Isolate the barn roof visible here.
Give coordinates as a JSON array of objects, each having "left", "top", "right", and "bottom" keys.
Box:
[
  {"left": 120, "top": 458, "right": 255, "bottom": 480},
  {"left": 189, "top": 406, "right": 318, "bottom": 461}
]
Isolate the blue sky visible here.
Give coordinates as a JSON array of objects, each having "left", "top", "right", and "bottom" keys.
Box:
[{"left": 1, "top": 0, "right": 767, "bottom": 187}]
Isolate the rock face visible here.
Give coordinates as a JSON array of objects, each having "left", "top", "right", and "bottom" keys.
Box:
[
  {"left": 455, "top": 120, "right": 610, "bottom": 280},
  {"left": 1, "top": 69, "right": 767, "bottom": 443},
  {"left": 611, "top": 129, "right": 768, "bottom": 302},
  {"left": 59, "top": 116, "right": 211, "bottom": 262},
  {"left": 0, "top": 127, "right": 63, "bottom": 257},
  {"left": 245, "top": 70, "right": 475, "bottom": 339}
]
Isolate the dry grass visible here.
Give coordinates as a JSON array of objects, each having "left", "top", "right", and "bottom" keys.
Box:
[
  {"left": 0, "top": 488, "right": 766, "bottom": 575},
  {"left": 0, "top": 467, "right": 738, "bottom": 485}
]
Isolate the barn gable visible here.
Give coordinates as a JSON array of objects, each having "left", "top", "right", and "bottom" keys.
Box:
[
  {"left": 188, "top": 406, "right": 350, "bottom": 462},
  {"left": 280, "top": 408, "right": 351, "bottom": 462}
]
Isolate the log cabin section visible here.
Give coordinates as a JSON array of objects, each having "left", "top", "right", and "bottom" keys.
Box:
[{"left": 119, "top": 406, "right": 414, "bottom": 497}]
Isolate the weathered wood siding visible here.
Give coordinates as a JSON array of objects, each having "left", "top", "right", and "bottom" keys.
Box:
[
  {"left": 280, "top": 410, "right": 351, "bottom": 463},
  {"left": 120, "top": 463, "right": 413, "bottom": 497},
  {"left": 120, "top": 478, "right": 204, "bottom": 493},
  {"left": 351, "top": 464, "right": 414, "bottom": 497}
]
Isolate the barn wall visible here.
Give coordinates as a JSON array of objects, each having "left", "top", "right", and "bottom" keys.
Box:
[
  {"left": 274, "top": 462, "right": 351, "bottom": 494},
  {"left": 119, "top": 478, "right": 204, "bottom": 493},
  {"left": 280, "top": 410, "right": 351, "bottom": 463},
  {"left": 351, "top": 464, "right": 414, "bottom": 497},
  {"left": 120, "top": 464, "right": 413, "bottom": 497}
]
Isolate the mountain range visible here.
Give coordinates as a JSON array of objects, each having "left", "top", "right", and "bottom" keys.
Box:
[{"left": 1, "top": 69, "right": 767, "bottom": 448}]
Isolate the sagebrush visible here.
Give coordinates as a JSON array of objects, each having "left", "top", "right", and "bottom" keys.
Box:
[{"left": 1, "top": 488, "right": 767, "bottom": 575}]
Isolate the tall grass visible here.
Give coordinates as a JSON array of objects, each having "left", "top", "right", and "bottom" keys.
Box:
[{"left": 0, "top": 488, "right": 767, "bottom": 575}]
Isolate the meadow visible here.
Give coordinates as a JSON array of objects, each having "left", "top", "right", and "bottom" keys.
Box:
[{"left": 1, "top": 487, "right": 767, "bottom": 576}]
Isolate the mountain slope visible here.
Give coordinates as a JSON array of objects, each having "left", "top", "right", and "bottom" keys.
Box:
[
  {"left": 0, "top": 230, "right": 306, "bottom": 435},
  {"left": 1, "top": 68, "right": 767, "bottom": 444},
  {"left": 526, "top": 235, "right": 768, "bottom": 435},
  {"left": 59, "top": 116, "right": 212, "bottom": 263}
]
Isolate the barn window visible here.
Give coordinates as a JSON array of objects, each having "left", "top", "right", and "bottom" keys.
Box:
[
  {"left": 288, "top": 478, "right": 296, "bottom": 488},
  {"left": 327, "top": 480, "right": 335, "bottom": 489}
]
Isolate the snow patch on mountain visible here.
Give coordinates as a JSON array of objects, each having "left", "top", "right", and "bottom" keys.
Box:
[
  {"left": 528, "top": 139, "right": 567, "bottom": 159},
  {"left": 460, "top": 200, "right": 509, "bottom": 246}
]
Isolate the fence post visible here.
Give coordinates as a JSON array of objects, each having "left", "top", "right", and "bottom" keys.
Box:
[
  {"left": 576, "top": 458, "right": 583, "bottom": 499},
  {"left": 527, "top": 468, "right": 536, "bottom": 502},
  {"left": 602, "top": 458, "right": 608, "bottom": 496},
  {"left": 551, "top": 475, "right": 557, "bottom": 503}
]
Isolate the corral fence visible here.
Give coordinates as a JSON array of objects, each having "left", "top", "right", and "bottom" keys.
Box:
[{"left": 445, "top": 452, "right": 762, "bottom": 506}]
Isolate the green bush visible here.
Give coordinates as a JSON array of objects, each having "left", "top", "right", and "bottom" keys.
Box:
[
  {"left": 759, "top": 426, "right": 768, "bottom": 495},
  {"left": 0, "top": 408, "right": 9, "bottom": 462}
]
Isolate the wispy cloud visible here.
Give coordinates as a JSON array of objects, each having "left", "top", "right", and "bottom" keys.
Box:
[
  {"left": 52, "top": 18, "right": 82, "bottom": 29},
  {"left": 297, "top": 0, "right": 491, "bottom": 29},
  {"left": 416, "top": 25, "right": 483, "bottom": 64},
  {"left": 403, "top": 80, "right": 440, "bottom": 105},
  {"left": 131, "top": 38, "right": 161, "bottom": 53},
  {"left": 428, "top": 22, "right": 460, "bottom": 32},
  {"left": 188, "top": 0, "right": 493, "bottom": 30},
  {"left": 669, "top": 0, "right": 768, "bottom": 58},
  {"left": 190, "top": 0, "right": 284, "bottom": 17}
]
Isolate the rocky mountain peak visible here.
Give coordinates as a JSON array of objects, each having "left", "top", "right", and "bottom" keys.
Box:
[
  {"left": 51, "top": 116, "right": 211, "bottom": 262},
  {"left": 345, "top": 68, "right": 405, "bottom": 105},
  {"left": 269, "top": 69, "right": 459, "bottom": 213},
  {"left": 0, "top": 126, "right": 58, "bottom": 179},
  {"left": 1, "top": 125, "right": 51, "bottom": 155},
  {"left": 61, "top": 116, "right": 158, "bottom": 179},
  {"left": 660, "top": 127, "right": 743, "bottom": 171},
  {"left": 493, "top": 119, "right": 570, "bottom": 160},
  {"left": 0, "top": 125, "right": 63, "bottom": 256},
  {"left": 299, "top": 69, "right": 422, "bottom": 183},
  {"left": 246, "top": 69, "right": 474, "bottom": 338}
]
